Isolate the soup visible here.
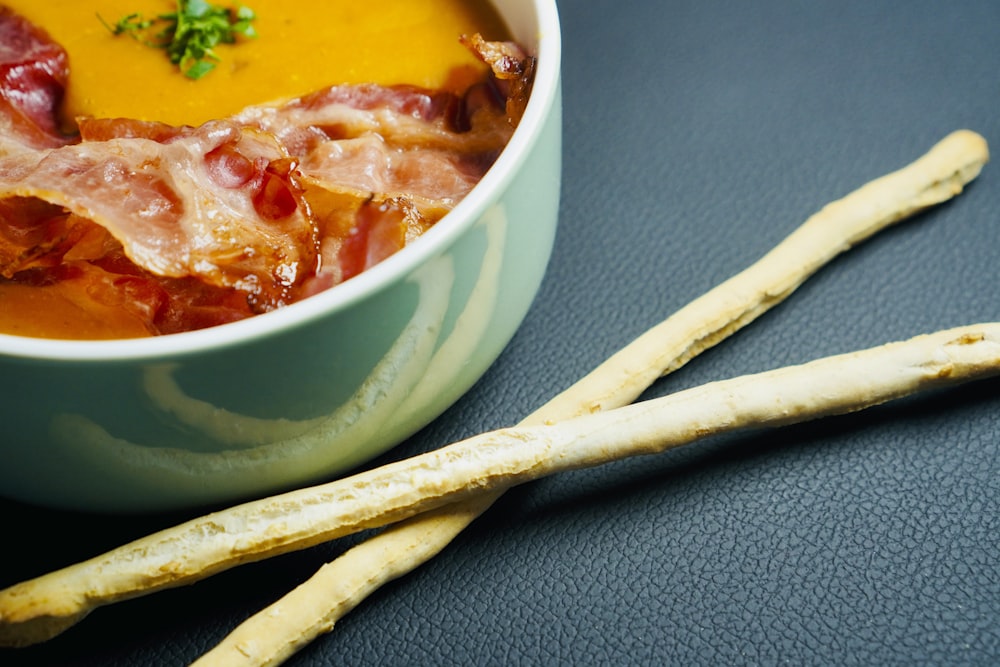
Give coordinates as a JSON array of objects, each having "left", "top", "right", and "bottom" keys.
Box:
[
  {"left": 0, "top": 1, "right": 529, "bottom": 339},
  {"left": 8, "top": 0, "right": 509, "bottom": 125}
]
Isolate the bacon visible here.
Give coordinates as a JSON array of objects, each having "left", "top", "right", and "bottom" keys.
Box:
[
  {"left": 235, "top": 83, "right": 510, "bottom": 152},
  {"left": 77, "top": 117, "right": 190, "bottom": 143},
  {"left": 301, "top": 134, "right": 492, "bottom": 209},
  {"left": 233, "top": 81, "right": 515, "bottom": 219},
  {"left": 232, "top": 63, "right": 525, "bottom": 286},
  {"left": 0, "top": 7, "right": 73, "bottom": 153},
  {"left": 461, "top": 33, "right": 536, "bottom": 125},
  {"left": 0, "top": 120, "right": 319, "bottom": 309},
  {"left": 335, "top": 197, "right": 425, "bottom": 282},
  {"left": 0, "top": 10, "right": 536, "bottom": 336},
  {"left": 10, "top": 245, "right": 257, "bottom": 335}
]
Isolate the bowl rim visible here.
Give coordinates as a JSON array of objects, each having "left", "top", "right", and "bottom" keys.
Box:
[{"left": 0, "top": 0, "right": 562, "bottom": 363}]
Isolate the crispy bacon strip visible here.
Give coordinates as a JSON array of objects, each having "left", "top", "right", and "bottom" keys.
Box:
[
  {"left": 461, "top": 33, "right": 536, "bottom": 124},
  {"left": 233, "top": 78, "right": 517, "bottom": 223},
  {"left": 0, "top": 121, "right": 318, "bottom": 308},
  {"left": 0, "top": 7, "right": 72, "bottom": 153},
  {"left": 230, "top": 52, "right": 529, "bottom": 287}
]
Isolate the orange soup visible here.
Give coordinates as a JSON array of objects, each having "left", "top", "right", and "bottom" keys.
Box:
[
  {"left": 0, "top": 1, "right": 513, "bottom": 339},
  {"left": 7, "top": 0, "right": 508, "bottom": 125}
]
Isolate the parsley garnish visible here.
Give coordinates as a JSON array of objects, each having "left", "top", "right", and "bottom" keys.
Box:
[{"left": 99, "top": 0, "right": 258, "bottom": 80}]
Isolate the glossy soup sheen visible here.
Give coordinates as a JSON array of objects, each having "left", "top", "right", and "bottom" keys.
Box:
[{"left": 0, "top": 0, "right": 509, "bottom": 340}]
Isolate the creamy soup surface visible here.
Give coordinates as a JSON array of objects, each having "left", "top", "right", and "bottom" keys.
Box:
[{"left": 8, "top": 0, "right": 508, "bottom": 125}]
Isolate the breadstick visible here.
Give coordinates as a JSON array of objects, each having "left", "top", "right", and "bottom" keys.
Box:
[
  {"left": 9, "top": 325, "right": 1000, "bottom": 657},
  {"left": 192, "top": 129, "right": 991, "bottom": 666},
  {"left": 0, "top": 131, "right": 987, "bottom": 654}
]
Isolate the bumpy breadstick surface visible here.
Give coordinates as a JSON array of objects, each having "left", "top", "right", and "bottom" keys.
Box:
[
  {"left": 191, "top": 129, "right": 991, "bottom": 666},
  {"left": 0, "top": 131, "right": 988, "bottom": 657}
]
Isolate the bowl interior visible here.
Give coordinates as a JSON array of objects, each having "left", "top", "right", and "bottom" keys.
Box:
[{"left": 0, "top": 0, "right": 562, "bottom": 364}]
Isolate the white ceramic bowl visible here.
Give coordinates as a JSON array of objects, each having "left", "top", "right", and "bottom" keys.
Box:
[{"left": 0, "top": 0, "right": 562, "bottom": 513}]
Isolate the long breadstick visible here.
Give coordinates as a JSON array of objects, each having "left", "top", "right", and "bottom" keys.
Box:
[
  {"left": 11, "top": 324, "right": 1000, "bottom": 658},
  {"left": 0, "top": 131, "right": 988, "bottom": 655},
  {"left": 191, "top": 129, "right": 991, "bottom": 666},
  {"left": 188, "top": 327, "right": 998, "bottom": 524}
]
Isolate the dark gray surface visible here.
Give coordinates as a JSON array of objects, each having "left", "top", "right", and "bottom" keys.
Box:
[{"left": 4, "top": 1, "right": 1000, "bottom": 665}]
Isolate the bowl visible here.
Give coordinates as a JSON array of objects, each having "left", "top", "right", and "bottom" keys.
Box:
[{"left": 0, "top": 0, "right": 562, "bottom": 513}]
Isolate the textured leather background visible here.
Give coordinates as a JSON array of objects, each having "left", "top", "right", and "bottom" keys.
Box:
[{"left": 4, "top": 1, "right": 1000, "bottom": 665}]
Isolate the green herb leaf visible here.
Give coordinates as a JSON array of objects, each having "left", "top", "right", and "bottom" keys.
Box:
[{"left": 98, "top": 0, "right": 258, "bottom": 80}]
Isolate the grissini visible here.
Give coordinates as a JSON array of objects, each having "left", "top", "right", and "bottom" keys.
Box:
[
  {"left": 0, "top": 130, "right": 988, "bottom": 655},
  {"left": 191, "top": 129, "right": 991, "bottom": 666},
  {"left": 193, "top": 327, "right": 1000, "bottom": 666},
  {"left": 6, "top": 325, "right": 1000, "bottom": 655}
]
